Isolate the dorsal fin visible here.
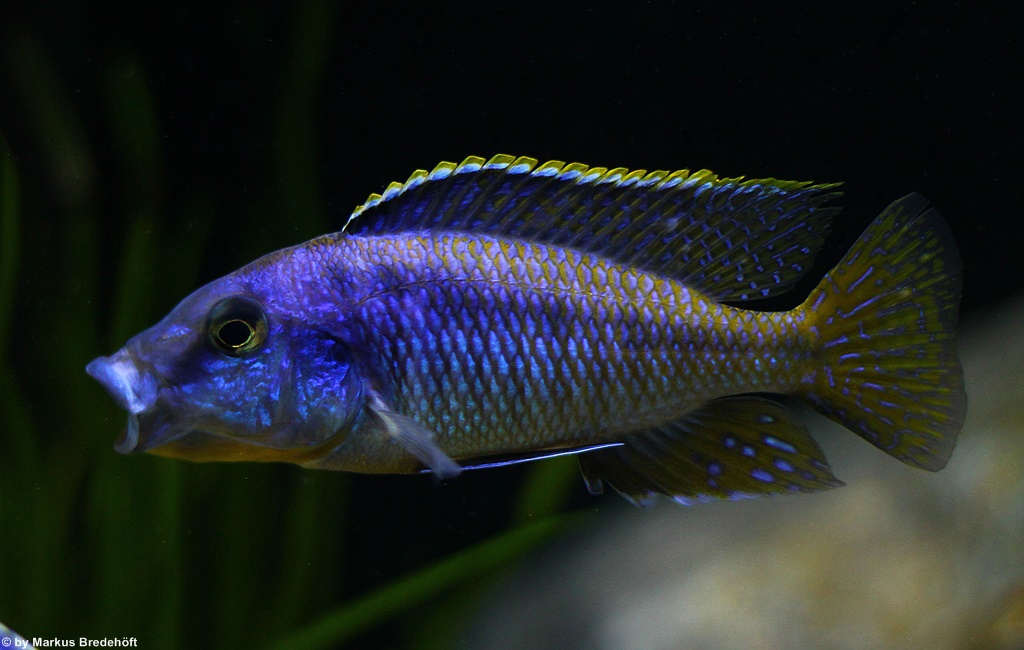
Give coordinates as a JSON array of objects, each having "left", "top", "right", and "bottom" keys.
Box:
[{"left": 343, "top": 155, "right": 842, "bottom": 301}]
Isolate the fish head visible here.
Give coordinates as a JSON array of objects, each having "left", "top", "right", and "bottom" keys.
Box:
[{"left": 86, "top": 268, "right": 364, "bottom": 464}]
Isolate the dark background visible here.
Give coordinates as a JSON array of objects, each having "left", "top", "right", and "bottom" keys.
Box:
[
  {"left": 4, "top": 2, "right": 1021, "bottom": 307},
  {"left": 0, "top": 2, "right": 1021, "bottom": 648}
]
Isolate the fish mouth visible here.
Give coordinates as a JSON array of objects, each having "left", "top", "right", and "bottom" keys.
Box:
[{"left": 86, "top": 348, "right": 160, "bottom": 453}]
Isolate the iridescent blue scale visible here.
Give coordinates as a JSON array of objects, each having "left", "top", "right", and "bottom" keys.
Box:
[
  {"left": 334, "top": 232, "right": 804, "bottom": 465},
  {"left": 86, "top": 155, "right": 965, "bottom": 507}
]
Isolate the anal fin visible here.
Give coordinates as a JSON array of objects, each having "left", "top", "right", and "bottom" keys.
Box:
[{"left": 579, "top": 396, "right": 843, "bottom": 507}]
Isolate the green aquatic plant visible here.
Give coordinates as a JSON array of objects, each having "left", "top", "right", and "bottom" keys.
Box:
[
  {"left": 271, "top": 514, "right": 584, "bottom": 649},
  {"left": 0, "top": 10, "right": 586, "bottom": 648}
]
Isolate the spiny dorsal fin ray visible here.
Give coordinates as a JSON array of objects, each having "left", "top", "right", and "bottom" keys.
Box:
[{"left": 344, "top": 155, "right": 842, "bottom": 301}]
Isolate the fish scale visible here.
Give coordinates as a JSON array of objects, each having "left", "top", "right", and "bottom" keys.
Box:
[
  {"left": 336, "top": 232, "right": 803, "bottom": 465},
  {"left": 86, "top": 155, "right": 964, "bottom": 506}
]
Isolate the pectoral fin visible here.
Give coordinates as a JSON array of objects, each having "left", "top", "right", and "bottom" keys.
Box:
[
  {"left": 579, "top": 396, "right": 843, "bottom": 507},
  {"left": 368, "top": 393, "right": 462, "bottom": 479}
]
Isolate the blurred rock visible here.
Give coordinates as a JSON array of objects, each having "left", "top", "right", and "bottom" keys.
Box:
[{"left": 465, "top": 296, "right": 1024, "bottom": 650}]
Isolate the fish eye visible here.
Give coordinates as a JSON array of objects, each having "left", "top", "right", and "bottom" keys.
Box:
[{"left": 206, "top": 296, "right": 268, "bottom": 356}]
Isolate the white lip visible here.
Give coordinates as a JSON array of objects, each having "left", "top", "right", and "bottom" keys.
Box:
[
  {"left": 87, "top": 348, "right": 159, "bottom": 452},
  {"left": 86, "top": 348, "right": 157, "bottom": 414}
]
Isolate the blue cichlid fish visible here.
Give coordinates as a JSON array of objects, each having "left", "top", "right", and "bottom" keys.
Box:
[{"left": 87, "top": 155, "right": 965, "bottom": 506}]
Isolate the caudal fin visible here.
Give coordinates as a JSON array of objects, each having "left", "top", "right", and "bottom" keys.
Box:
[{"left": 799, "top": 193, "right": 965, "bottom": 470}]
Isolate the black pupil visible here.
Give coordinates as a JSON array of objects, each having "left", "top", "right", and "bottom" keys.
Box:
[{"left": 218, "top": 319, "right": 254, "bottom": 348}]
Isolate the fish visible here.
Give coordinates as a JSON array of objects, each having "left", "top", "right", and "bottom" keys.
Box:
[{"left": 86, "top": 154, "right": 966, "bottom": 506}]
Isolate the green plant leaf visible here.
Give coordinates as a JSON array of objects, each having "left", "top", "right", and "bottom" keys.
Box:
[{"left": 272, "top": 512, "right": 587, "bottom": 650}]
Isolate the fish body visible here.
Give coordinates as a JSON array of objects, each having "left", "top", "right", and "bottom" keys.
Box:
[
  {"left": 87, "top": 155, "right": 965, "bottom": 505},
  {"left": 307, "top": 232, "right": 806, "bottom": 472}
]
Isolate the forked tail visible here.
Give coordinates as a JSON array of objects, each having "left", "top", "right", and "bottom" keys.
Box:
[{"left": 798, "top": 193, "right": 966, "bottom": 470}]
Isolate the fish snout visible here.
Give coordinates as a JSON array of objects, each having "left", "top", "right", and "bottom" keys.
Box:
[{"left": 86, "top": 348, "right": 159, "bottom": 453}]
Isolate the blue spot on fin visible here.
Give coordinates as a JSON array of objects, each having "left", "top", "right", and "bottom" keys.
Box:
[
  {"left": 802, "top": 193, "right": 965, "bottom": 471},
  {"left": 578, "top": 396, "right": 843, "bottom": 508}
]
